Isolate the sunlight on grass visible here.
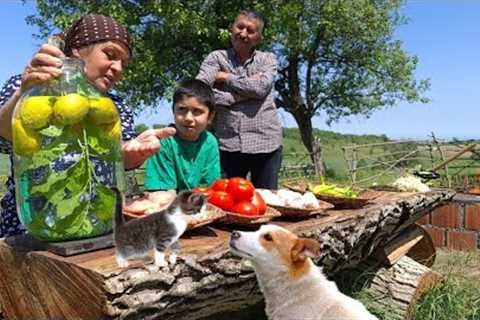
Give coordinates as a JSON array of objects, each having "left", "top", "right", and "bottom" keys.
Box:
[{"left": 409, "top": 249, "right": 480, "bottom": 320}]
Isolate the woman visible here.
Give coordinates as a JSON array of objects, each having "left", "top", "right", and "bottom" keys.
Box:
[{"left": 0, "top": 14, "right": 175, "bottom": 237}]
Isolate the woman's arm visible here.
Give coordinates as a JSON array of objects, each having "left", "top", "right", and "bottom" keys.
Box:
[{"left": 0, "top": 88, "right": 21, "bottom": 142}]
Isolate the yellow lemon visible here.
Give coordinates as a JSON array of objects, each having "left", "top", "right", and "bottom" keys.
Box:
[
  {"left": 88, "top": 97, "right": 119, "bottom": 125},
  {"left": 19, "top": 96, "right": 54, "bottom": 129},
  {"left": 53, "top": 93, "right": 89, "bottom": 125},
  {"left": 101, "top": 119, "right": 122, "bottom": 142},
  {"left": 12, "top": 119, "right": 41, "bottom": 157}
]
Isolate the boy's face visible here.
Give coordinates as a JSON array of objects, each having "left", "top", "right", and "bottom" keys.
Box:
[{"left": 174, "top": 96, "right": 214, "bottom": 142}]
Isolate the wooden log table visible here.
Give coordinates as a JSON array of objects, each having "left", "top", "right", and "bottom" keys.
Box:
[{"left": 0, "top": 189, "right": 454, "bottom": 320}]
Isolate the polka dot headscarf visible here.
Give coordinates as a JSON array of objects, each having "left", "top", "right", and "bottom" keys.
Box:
[{"left": 63, "top": 14, "right": 133, "bottom": 56}]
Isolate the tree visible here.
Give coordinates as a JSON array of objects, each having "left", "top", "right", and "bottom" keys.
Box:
[{"left": 28, "top": 0, "right": 429, "bottom": 174}]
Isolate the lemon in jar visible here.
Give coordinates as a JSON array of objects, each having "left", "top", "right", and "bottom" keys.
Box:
[
  {"left": 12, "top": 119, "right": 41, "bottom": 156},
  {"left": 19, "top": 96, "right": 54, "bottom": 129},
  {"left": 53, "top": 93, "right": 89, "bottom": 125},
  {"left": 88, "top": 97, "right": 119, "bottom": 125},
  {"left": 100, "top": 119, "right": 122, "bottom": 142}
]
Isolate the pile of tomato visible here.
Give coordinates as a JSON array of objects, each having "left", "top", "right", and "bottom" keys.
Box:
[{"left": 193, "top": 177, "right": 267, "bottom": 216}]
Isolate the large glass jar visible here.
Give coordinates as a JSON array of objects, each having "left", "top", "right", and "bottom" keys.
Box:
[{"left": 12, "top": 58, "right": 125, "bottom": 241}]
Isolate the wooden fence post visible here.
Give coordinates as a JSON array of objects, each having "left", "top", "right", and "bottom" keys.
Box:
[{"left": 312, "top": 137, "right": 326, "bottom": 177}]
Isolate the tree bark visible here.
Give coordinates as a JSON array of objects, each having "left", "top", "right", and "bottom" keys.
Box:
[
  {"left": 0, "top": 190, "right": 455, "bottom": 320},
  {"left": 276, "top": 55, "right": 326, "bottom": 176}
]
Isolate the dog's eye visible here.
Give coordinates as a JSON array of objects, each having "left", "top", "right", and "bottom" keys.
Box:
[{"left": 263, "top": 233, "right": 273, "bottom": 241}]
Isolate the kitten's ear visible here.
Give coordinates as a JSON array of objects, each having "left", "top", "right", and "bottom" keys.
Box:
[
  {"left": 177, "top": 191, "right": 193, "bottom": 203},
  {"left": 189, "top": 193, "right": 206, "bottom": 207}
]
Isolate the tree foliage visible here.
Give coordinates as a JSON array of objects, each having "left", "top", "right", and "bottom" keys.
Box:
[{"left": 27, "top": 0, "right": 429, "bottom": 167}]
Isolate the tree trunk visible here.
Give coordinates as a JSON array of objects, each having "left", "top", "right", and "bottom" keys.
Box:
[
  {"left": 275, "top": 55, "right": 326, "bottom": 177},
  {"left": 290, "top": 109, "right": 326, "bottom": 176}
]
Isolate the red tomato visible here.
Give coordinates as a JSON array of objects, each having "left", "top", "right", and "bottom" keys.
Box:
[
  {"left": 208, "top": 191, "right": 234, "bottom": 211},
  {"left": 211, "top": 179, "right": 229, "bottom": 192},
  {"left": 251, "top": 192, "right": 267, "bottom": 215},
  {"left": 192, "top": 187, "right": 214, "bottom": 199},
  {"left": 227, "top": 177, "right": 255, "bottom": 202},
  {"left": 232, "top": 201, "right": 259, "bottom": 216}
]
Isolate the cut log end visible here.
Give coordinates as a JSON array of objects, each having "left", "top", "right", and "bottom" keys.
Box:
[{"left": 336, "top": 255, "right": 442, "bottom": 320}]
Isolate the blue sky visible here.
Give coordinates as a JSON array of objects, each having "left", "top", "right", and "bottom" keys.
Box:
[{"left": 1, "top": 0, "right": 479, "bottom": 140}]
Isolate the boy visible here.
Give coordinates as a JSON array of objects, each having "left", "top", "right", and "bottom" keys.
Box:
[{"left": 144, "top": 79, "right": 220, "bottom": 192}]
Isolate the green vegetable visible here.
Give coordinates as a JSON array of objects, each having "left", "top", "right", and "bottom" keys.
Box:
[{"left": 310, "top": 183, "right": 358, "bottom": 198}]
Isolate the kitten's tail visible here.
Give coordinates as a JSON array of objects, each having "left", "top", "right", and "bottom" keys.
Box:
[{"left": 111, "top": 187, "right": 124, "bottom": 228}]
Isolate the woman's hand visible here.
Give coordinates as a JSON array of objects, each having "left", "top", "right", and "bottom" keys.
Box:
[
  {"left": 21, "top": 44, "right": 64, "bottom": 93},
  {"left": 122, "top": 127, "right": 176, "bottom": 169}
]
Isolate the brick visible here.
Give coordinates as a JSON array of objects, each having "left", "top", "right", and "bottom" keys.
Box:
[
  {"left": 424, "top": 226, "right": 445, "bottom": 248},
  {"left": 446, "top": 230, "right": 478, "bottom": 251},
  {"left": 465, "top": 205, "right": 480, "bottom": 231},
  {"left": 417, "top": 214, "right": 430, "bottom": 225},
  {"left": 431, "top": 204, "right": 461, "bottom": 228}
]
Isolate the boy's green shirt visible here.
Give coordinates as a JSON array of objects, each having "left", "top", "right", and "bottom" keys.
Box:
[{"left": 144, "top": 131, "right": 220, "bottom": 191}]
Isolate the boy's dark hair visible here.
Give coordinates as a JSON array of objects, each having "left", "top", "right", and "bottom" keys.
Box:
[{"left": 172, "top": 79, "right": 215, "bottom": 113}]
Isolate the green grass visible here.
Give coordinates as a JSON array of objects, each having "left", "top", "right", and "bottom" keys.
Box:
[
  {"left": 409, "top": 249, "right": 480, "bottom": 320},
  {"left": 0, "top": 154, "right": 9, "bottom": 197},
  {"left": 0, "top": 154, "right": 9, "bottom": 176}
]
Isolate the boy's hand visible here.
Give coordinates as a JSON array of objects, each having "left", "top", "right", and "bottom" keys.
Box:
[{"left": 123, "top": 127, "right": 176, "bottom": 169}]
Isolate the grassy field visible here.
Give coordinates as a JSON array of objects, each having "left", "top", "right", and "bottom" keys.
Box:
[
  {"left": 0, "top": 154, "right": 8, "bottom": 196},
  {"left": 0, "top": 154, "right": 9, "bottom": 176},
  {"left": 409, "top": 249, "right": 480, "bottom": 320}
]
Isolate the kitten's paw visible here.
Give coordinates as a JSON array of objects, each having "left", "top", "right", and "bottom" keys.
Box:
[
  {"left": 168, "top": 252, "right": 177, "bottom": 265},
  {"left": 116, "top": 256, "right": 129, "bottom": 268}
]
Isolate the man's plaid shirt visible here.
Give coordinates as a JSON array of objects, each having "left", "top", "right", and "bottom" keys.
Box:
[{"left": 197, "top": 48, "right": 282, "bottom": 154}]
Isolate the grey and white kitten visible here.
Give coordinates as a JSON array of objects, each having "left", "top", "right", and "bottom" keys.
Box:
[{"left": 112, "top": 188, "right": 207, "bottom": 268}]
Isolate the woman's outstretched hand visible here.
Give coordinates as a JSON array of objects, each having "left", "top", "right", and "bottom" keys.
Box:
[{"left": 123, "top": 127, "right": 176, "bottom": 169}]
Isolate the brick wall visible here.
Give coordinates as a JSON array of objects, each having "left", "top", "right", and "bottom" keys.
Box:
[{"left": 418, "top": 194, "right": 480, "bottom": 250}]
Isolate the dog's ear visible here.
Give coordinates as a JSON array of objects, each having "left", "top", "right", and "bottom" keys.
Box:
[{"left": 291, "top": 238, "right": 321, "bottom": 263}]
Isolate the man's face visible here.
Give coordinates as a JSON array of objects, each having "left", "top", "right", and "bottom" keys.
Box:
[{"left": 231, "top": 14, "right": 262, "bottom": 53}]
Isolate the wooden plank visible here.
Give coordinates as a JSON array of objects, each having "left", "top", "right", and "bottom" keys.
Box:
[
  {"left": 0, "top": 241, "right": 105, "bottom": 320},
  {"left": 6, "top": 233, "right": 113, "bottom": 256},
  {"left": 377, "top": 224, "right": 424, "bottom": 266}
]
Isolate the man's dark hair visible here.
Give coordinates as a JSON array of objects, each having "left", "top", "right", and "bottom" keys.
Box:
[
  {"left": 237, "top": 9, "right": 265, "bottom": 34},
  {"left": 172, "top": 79, "right": 215, "bottom": 113}
]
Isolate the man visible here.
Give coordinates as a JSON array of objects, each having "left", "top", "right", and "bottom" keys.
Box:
[{"left": 197, "top": 10, "right": 282, "bottom": 189}]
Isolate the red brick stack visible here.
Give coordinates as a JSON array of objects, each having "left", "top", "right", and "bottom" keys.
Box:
[{"left": 418, "top": 194, "right": 480, "bottom": 250}]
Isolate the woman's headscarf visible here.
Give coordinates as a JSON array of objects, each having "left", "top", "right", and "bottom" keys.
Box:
[{"left": 63, "top": 14, "right": 133, "bottom": 56}]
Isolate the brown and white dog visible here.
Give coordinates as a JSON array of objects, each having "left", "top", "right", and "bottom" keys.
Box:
[{"left": 229, "top": 224, "right": 378, "bottom": 320}]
